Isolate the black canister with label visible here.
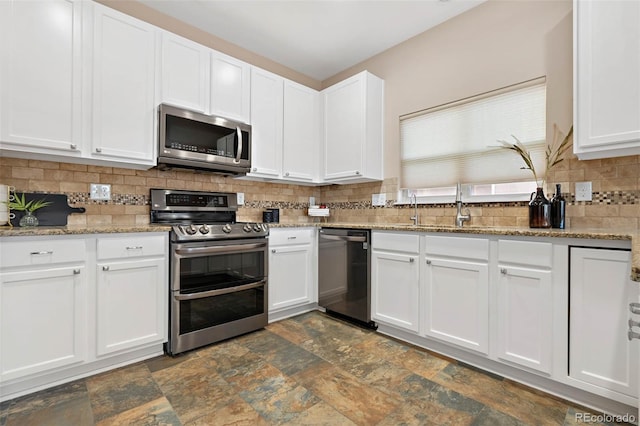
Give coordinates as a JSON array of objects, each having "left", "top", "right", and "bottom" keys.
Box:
[{"left": 267, "top": 208, "right": 279, "bottom": 223}]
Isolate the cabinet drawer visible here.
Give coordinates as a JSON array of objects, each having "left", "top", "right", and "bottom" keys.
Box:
[
  {"left": 372, "top": 232, "right": 419, "bottom": 254},
  {"left": 97, "top": 235, "right": 167, "bottom": 260},
  {"left": 269, "top": 228, "right": 314, "bottom": 246},
  {"left": 424, "top": 235, "right": 488, "bottom": 261},
  {"left": 498, "top": 240, "right": 552, "bottom": 268},
  {"left": 0, "top": 238, "right": 86, "bottom": 268}
]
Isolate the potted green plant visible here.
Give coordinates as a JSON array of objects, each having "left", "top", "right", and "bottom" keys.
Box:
[{"left": 5, "top": 192, "right": 52, "bottom": 227}]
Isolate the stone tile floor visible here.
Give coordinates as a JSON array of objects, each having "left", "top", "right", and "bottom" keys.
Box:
[{"left": 0, "top": 311, "right": 630, "bottom": 425}]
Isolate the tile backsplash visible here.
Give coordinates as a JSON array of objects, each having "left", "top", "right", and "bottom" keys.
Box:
[{"left": 1, "top": 152, "right": 639, "bottom": 230}]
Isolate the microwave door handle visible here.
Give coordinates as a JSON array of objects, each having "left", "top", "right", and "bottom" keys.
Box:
[{"left": 234, "top": 127, "right": 242, "bottom": 164}]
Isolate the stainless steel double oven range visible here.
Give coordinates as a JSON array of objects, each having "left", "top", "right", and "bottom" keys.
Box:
[{"left": 150, "top": 189, "right": 269, "bottom": 356}]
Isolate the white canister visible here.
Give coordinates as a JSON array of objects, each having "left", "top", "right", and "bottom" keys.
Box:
[{"left": 0, "top": 185, "right": 15, "bottom": 225}]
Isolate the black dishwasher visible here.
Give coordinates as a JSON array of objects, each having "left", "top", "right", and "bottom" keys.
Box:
[{"left": 318, "top": 228, "right": 376, "bottom": 329}]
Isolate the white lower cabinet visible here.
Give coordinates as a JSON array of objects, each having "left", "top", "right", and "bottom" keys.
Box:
[
  {"left": 268, "top": 228, "right": 317, "bottom": 320},
  {"left": 371, "top": 232, "right": 420, "bottom": 333},
  {"left": 0, "top": 232, "right": 168, "bottom": 402},
  {"left": 423, "top": 235, "right": 489, "bottom": 355},
  {"left": 0, "top": 265, "right": 86, "bottom": 382},
  {"left": 495, "top": 240, "right": 553, "bottom": 375},
  {"left": 569, "top": 247, "right": 638, "bottom": 400}
]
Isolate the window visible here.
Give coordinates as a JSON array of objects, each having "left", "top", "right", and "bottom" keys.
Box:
[{"left": 399, "top": 78, "right": 546, "bottom": 203}]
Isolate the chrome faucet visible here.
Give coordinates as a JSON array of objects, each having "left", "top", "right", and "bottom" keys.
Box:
[
  {"left": 455, "top": 183, "right": 470, "bottom": 227},
  {"left": 409, "top": 192, "right": 419, "bottom": 225}
]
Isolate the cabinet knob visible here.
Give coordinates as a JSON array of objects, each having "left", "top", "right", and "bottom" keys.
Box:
[
  {"left": 629, "top": 329, "right": 640, "bottom": 341},
  {"left": 70, "top": 144, "right": 77, "bottom": 150},
  {"left": 96, "top": 147, "right": 102, "bottom": 153},
  {"left": 500, "top": 268, "right": 507, "bottom": 275},
  {"left": 630, "top": 302, "right": 640, "bottom": 315},
  {"left": 285, "top": 172, "right": 290, "bottom": 177},
  {"left": 73, "top": 269, "right": 81, "bottom": 275},
  {"left": 253, "top": 167, "right": 257, "bottom": 172},
  {"left": 355, "top": 171, "right": 360, "bottom": 175},
  {"left": 103, "top": 266, "right": 110, "bottom": 271},
  {"left": 629, "top": 319, "right": 640, "bottom": 329},
  {"left": 271, "top": 249, "right": 276, "bottom": 254},
  {"left": 409, "top": 258, "right": 415, "bottom": 263},
  {"left": 426, "top": 259, "right": 431, "bottom": 265}
]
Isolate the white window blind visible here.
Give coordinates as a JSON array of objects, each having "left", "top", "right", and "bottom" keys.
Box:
[{"left": 400, "top": 79, "right": 547, "bottom": 189}]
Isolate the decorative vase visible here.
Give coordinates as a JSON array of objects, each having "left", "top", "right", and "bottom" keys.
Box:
[
  {"left": 550, "top": 184, "right": 566, "bottom": 229},
  {"left": 19, "top": 210, "right": 39, "bottom": 227},
  {"left": 529, "top": 187, "right": 551, "bottom": 228}
]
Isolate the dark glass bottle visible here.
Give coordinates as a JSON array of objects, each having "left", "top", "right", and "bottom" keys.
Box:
[
  {"left": 550, "top": 184, "right": 566, "bottom": 229},
  {"left": 529, "top": 187, "right": 551, "bottom": 228}
]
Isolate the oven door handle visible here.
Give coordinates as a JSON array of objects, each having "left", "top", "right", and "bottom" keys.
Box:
[
  {"left": 174, "top": 242, "right": 267, "bottom": 256},
  {"left": 174, "top": 280, "right": 266, "bottom": 301}
]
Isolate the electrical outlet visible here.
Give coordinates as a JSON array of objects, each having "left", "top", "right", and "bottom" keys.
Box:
[
  {"left": 575, "top": 181, "right": 592, "bottom": 201},
  {"left": 372, "top": 193, "right": 386, "bottom": 207},
  {"left": 237, "top": 192, "right": 245, "bottom": 205},
  {"left": 90, "top": 183, "right": 111, "bottom": 200}
]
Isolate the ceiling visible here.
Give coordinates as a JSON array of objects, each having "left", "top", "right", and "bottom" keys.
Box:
[{"left": 140, "top": 0, "right": 486, "bottom": 81}]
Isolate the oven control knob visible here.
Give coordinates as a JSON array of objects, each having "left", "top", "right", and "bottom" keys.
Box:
[
  {"left": 253, "top": 223, "right": 262, "bottom": 232},
  {"left": 185, "top": 225, "right": 198, "bottom": 235},
  {"left": 243, "top": 224, "right": 252, "bottom": 233},
  {"left": 222, "top": 224, "right": 232, "bottom": 233},
  {"left": 199, "top": 225, "right": 210, "bottom": 234}
]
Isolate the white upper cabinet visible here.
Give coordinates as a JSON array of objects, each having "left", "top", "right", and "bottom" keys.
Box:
[
  {"left": 573, "top": 0, "right": 640, "bottom": 159},
  {"left": 282, "top": 80, "right": 320, "bottom": 183},
  {"left": 322, "top": 71, "right": 384, "bottom": 183},
  {"left": 210, "top": 51, "right": 251, "bottom": 123},
  {"left": 247, "top": 67, "right": 284, "bottom": 179},
  {"left": 0, "top": 0, "right": 83, "bottom": 156},
  {"left": 89, "top": 2, "right": 157, "bottom": 166},
  {"left": 160, "top": 32, "right": 209, "bottom": 113}
]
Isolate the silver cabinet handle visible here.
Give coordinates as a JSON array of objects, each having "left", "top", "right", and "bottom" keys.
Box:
[
  {"left": 30, "top": 251, "right": 53, "bottom": 255},
  {"left": 426, "top": 259, "right": 432, "bottom": 265},
  {"left": 73, "top": 269, "right": 81, "bottom": 275},
  {"left": 629, "top": 329, "right": 640, "bottom": 341},
  {"left": 126, "top": 246, "right": 143, "bottom": 250},
  {"left": 500, "top": 268, "right": 507, "bottom": 275},
  {"left": 103, "top": 266, "right": 110, "bottom": 271},
  {"left": 287, "top": 236, "right": 297, "bottom": 240},
  {"left": 630, "top": 303, "right": 640, "bottom": 315},
  {"left": 70, "top": 143, "right": 77, "bottom": 150},
  {"left": 95, "top": 147, "right": 102, "bottom": 153}
]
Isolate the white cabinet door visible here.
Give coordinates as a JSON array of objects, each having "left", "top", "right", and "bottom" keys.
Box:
[
  {"left": 496, "top": 265, "right": 553, "bottom": 374},
  {"left": 423, "top": 258, "right": 489, "bottom": 354},
  {"left": 0, "top": 0, "right": 83, "bottom": 155},
  {"left": 570, "top": 247, "right": 638, "bottom": 398},
  {"left": 160, "top": 32, "right": 209, "bottom": 113},
  {"left": 210, "top": 51, "right": 251, "bottom": 123},
  {"left": 0, "top": 266, "right": 86, "bottom": 382},
  {"left": 322, "top": 71, "right": 383, "bottom": 183},
  {"left": 371, "top": 251, "right": 419, "bottom": 332},
  {"left": 282, "top": 80, "right": 320, "bottom": 183},
  {"left": 574, "top": 0, "right": 640, "bottom": 159},
  {"left": 96, "top": 258, "right": 166, "bottom": 356},
  {"left": 248, "top": 67, "right": 283, "bottom": 178},
  {"left": 269, "top": 245, "right": 314, "bottom": 311},
  {"left": 90, "top": 2, "right": 157, "bottom": 165}
]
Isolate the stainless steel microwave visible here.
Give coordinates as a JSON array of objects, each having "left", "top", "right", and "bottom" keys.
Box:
[{"left": 157, "top": 104, "right": 251, "bottom": 175}]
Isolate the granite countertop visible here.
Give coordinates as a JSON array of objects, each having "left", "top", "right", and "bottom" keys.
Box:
[
  {"left": 1, "top": 222, "right": 638, "bottom": 282},
  {"left": 0, "top": 224, "right": 172, "bottom": 237},
  {"left": 271, "top": 223, "right": 640, "bottom": 282}
]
